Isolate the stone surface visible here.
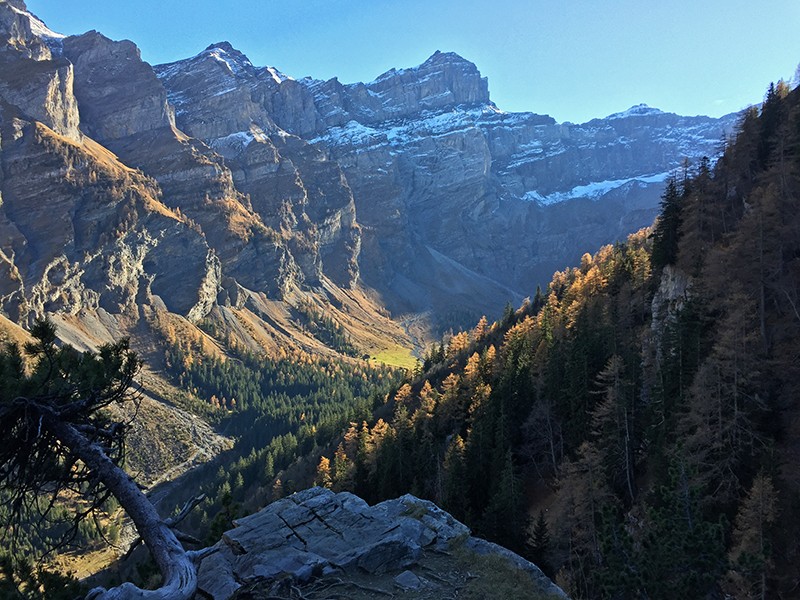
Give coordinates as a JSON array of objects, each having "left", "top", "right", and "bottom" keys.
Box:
[
  {"left": 197, "top": 487, "right": 567, "bottom": 600},
  {"left": 62, "top": 30, "right": 174, "bottom": 141},
  {"left": 394, "top": 569, "right": 424, "bottom": 590}
]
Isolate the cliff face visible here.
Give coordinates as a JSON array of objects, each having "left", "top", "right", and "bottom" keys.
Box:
[
  {"left": 0, "top": 112, "right": 217, "bottom": 324},
  {"left": 157, "top": 45, "right": 736, "bottom": 326},
  {"left": 0, "top": 3, "right": 370, "bottom": 344},
  {"left": 154, "top": 42, "right": 361, "bottom": 289},
  {"left": 62, "top": 31, "right": 175, "bottom": 141},
  {"left": 297, "top": 77, "right": 736, "bottom": 322}
]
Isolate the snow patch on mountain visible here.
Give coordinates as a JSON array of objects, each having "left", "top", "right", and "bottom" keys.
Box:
[
  {"left": 209, "top": 130, "right": 255, "bottom": 156},
  {"left": 7, "top": 2, "right": 64, "bottom": 40},
  {"left": 311, "top": 105, "right": 504, "bottom": 149},
  {"left": 524, "top": 172, "right": 671, "bottom": 206},
  {"left": 202, "top": 44, "right": 254, "bottom": 77},
  {"left": 264, "top": 66, "right": 291, "bottom": 84}
]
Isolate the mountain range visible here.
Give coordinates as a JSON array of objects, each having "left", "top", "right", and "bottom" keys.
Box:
[{"left": 0, "top": 0, "right": 738, "bottom": 361}]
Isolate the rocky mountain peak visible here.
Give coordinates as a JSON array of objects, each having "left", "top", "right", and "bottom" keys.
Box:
[
  {"left": 0, "top": 0, "right": 80, "bottom": 140},
  {"left": 291, "top": 49, "right": 491, "bottom": 132},
  {"left": 62, "top": 31, "right": 174, "bottom": 141},
  {"left": 606, "top": 103, "right": 666, "bottom": 119},
  {"left": 421, "top": 49, "right": 476, "bottom": 68},
  {"left": 204, "top": 40, "right": 237, "bottom": 54},
  {"left": 364, "top": 49, "right": 491, "bottom": 115},
  {"left": 198, "top": 41, "right": 257, "bottom": 77}
]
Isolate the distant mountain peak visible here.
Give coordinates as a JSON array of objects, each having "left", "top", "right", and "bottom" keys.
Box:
[
  {"left": 607, "top": 103, "right": 666, "bottom": 119},
  {"left": 199, "top": 41, "right": 254, "bottom": 73},
  {"left": 422, "top": 49, "right": 475, "bottom": 67},
  {"left": 359, "top": 48, "right": 490, "bottom": 117},
  {"left": 204, "top": 40, "right": 237, "bottom": 53},
  {"left": 1, "top": 0, "right": 64, "bottom": 47},
  {"left": 370, "top": 50, "right": 482, "bottom": 85}
]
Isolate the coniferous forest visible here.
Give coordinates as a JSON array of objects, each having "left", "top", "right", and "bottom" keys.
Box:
[{"left": 307, "top": 80, "right": 800, "bottom": 598}]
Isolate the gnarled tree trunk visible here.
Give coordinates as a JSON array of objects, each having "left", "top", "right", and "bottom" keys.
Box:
[{"left": 44, "top": 416, "right": 201, "bottom": 600}]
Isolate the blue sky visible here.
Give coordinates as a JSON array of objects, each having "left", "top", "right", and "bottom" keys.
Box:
[{"left": 26, "top": 0, "right": 800, "bottom": 124}]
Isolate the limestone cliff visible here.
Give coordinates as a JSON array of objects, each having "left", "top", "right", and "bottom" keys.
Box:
[
  {"left": 156, "top": 43, "right": 737, "bottom": 328},
  {"left": 156, "top": 43, "right": 361, "bottom": 288}
]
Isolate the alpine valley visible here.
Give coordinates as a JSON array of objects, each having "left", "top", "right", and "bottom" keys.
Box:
[{"left": 5, "top": 0, "right": 796, "bottom": 598}]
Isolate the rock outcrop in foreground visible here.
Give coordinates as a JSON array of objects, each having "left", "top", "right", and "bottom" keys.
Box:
[{"left": 198, "top": 487, "right": 567, "bottom": 599}]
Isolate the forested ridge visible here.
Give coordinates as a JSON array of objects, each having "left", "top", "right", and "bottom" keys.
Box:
[{"left": 309, "top": 80, "right": 800, "bottom": 599}]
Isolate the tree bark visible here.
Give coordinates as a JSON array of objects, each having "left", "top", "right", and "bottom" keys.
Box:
[{"left": 44, "top": 416, "right": 199, "bottom": 600}]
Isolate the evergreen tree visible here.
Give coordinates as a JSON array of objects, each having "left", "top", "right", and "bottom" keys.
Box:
[
  {"left": 639, "top": 459, "right": 727, "bottom": 600},
  {"left": 207, "top": 490, "right": 239, "bottom": 544},
  {"left": 651, "top": 177, "right": 683, "bottom": 269},
  {"left": 527, "top": 510, "right": 552, "bottom": 576},
  {"left": 480, "top": 450, "right": 525, "bottom": 552},
  {"left": 442, "top": 435, "right": 468, "bottom": 521},
  {"left": 590, "top": 355, "right": 636, "bottom": 504},
  {"left": 331, "top": 443, "right": 353, "bottom": 491}
]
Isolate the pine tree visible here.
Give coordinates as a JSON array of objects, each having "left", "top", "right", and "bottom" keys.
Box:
[
  {"left": 443, "top": 435, "right": 468, "bottom": 521},
  {"left": 0, "top": 320, "right": 210, "bottom": 599},
  {"left": 638, "top": 459, "right": 727, "bottom": 600},
  {"left": 527, "top": 510, "right": 552, "bottom": 576},
  {"left": 651, "top": 177, "right": 683, "bottom": 269},
  {"left": 207, "top": 490, "right": 239, "bottom": 544},
  {"left": 480, "top": 450, "right": 525, "bottom": 552},
  {"left": 331, "top": 443, "right": 353, "bottom": 491},
  {"left": 590, "top": 355, "right": 636, "bottom": 503}
]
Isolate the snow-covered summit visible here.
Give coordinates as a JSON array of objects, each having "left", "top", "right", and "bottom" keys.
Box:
[{"left": 607, "top": 104, "right": 666, "bottom": 120}]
